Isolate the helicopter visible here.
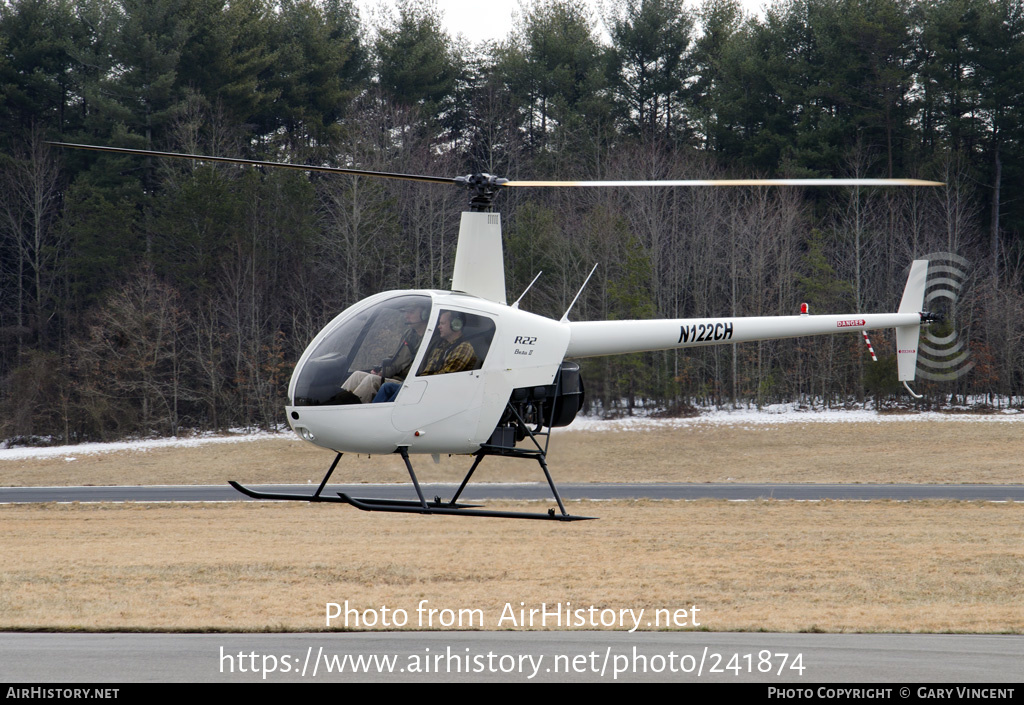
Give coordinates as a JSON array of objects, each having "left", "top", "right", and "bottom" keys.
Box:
[{"left": 49, "top": 142, "right": 945, "bottom": 521}]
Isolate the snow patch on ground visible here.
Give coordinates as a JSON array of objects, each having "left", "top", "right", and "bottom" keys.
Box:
[
  {"left": 0, "top": 429, "right": 293, "bottom": 461},
  {"left": 2, "top": 406, "right": 1023, "bottom": 460},
  {"left": 565, "top": 403, "right": 1024, "bottom": 432}
]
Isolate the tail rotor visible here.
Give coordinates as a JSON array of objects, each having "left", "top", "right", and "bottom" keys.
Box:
[{"left": 915, "top": 252, "right": 973, "bottom": 382}]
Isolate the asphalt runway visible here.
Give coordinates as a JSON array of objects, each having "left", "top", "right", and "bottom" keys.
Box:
[
  {"left": 3, "top": 631, "right": 1022, "bottom": 683},
  {"left": 4, "top": 482, "right": 1024, "bottom": 503}
]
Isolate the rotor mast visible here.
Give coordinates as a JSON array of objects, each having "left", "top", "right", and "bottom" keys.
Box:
[{"left": 449, "top": 174, "right": 510, "bottom": 305}]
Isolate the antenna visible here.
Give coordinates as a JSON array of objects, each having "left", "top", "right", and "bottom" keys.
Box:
[
  {"left": 512, "top": 271, "right": 543, "bottom": 309},
  {"left": 560, "top": 264, "right": 599, "bottom": 323}
]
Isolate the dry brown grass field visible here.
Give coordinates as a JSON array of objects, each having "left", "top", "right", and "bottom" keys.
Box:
[
  {"left": 2, "top": 501, "right": 1021, "bottom": 633},
  {"left": 2, "top": 417, "right": 1023, "bottom": 634},
  {"left": 5, "top": 416, "right": 1024, "bottom": 486}
]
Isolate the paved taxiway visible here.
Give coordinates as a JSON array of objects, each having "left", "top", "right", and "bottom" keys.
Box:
[
  {"left": 4, "top": 482, "right": 1024, "bottom": 503},
  {"left": 3, "top": 632, "right": 1022, "bottom": 682}
]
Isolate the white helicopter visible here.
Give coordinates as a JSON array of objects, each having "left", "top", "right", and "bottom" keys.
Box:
[{"left": 51, "top": 142, "right": 944, "bottom": 520}]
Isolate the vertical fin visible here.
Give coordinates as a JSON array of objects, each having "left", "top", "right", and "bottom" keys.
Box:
[
  {"left": 896, "top": 260, "right": 928, "bottom": 382},
  {"left": 898, "top": 260, "right": 928, "bottom": 314}
]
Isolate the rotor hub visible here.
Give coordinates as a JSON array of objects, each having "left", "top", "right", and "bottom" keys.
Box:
[{"left": 455, "top": 173, "right": 508, "bottom": 211}]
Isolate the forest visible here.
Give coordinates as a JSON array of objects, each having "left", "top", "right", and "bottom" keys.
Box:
[{"left": 2, "top": 0, "right": 1023, "bottom": 444}]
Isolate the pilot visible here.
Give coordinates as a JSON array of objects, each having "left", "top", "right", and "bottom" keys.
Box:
[
  {"left": 337, "top": 301, "right": 428, "bottom": 403},
  {"left": 372, "top": 310, "right": 477, "bottom": 403}
]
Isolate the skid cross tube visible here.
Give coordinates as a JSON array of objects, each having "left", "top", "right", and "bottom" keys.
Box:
[
  {"left": 336, "top": 444, "right": 594, "bottom": 521},
  {"left": 448, "top": 400, "right": 571, "bottom": 516}
]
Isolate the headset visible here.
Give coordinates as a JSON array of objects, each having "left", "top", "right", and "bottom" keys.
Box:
[
  {"left": 448, "top": 311, "right": 465, "bottom": 332},
  {"left": 400, "top": 302, "right": 431, "bottom": 322}
]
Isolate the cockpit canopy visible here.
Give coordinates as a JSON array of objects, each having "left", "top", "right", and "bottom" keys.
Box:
[
  {"left": 291, "top": 294, "right": 432, "bottom": 406},
  {"left": 291, "top": 293, "right": 500, "bottom": 406}
]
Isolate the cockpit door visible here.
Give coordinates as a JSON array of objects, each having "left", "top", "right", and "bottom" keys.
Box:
[
  {"left": 391, "top": 369, "right": 486, "bottom": 432},
  {"left": 390, "top": 309, "right": 497, "bottom": 434}
]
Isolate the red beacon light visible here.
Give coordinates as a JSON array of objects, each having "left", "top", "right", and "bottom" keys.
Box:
[{"left": 800, "top": 303, "right": 809, "bottom": 316}]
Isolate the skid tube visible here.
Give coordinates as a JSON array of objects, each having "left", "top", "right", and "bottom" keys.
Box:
[
  {"left": 228, "top": 453, "right": 480, "bottom": 510},
  {"left": 229, "top": 445, "right": 595, "bottom": 522}
]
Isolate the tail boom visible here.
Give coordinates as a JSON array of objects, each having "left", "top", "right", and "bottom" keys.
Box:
[{"left": 566, "top": 312, "right": 924, "bottom": 358}]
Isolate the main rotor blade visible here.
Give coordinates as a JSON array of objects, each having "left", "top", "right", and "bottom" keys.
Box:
[
  {"left": 504, "top": 178, "right": 944, "bottom": 187},
  {"left": 46, "top": 142, "right": 458, "bottom": 185},
  {"left": 48, "top": 143, "right": 944, "bottom": 190}
]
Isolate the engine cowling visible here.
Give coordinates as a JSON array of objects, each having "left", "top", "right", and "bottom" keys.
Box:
[{"left": 488, "top": 361, "right": 584, "bottom": 447}]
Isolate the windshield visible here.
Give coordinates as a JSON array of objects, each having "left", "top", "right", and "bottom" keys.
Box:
[{"left": 291, "top": 294, "right": 432, "bottom": 406}]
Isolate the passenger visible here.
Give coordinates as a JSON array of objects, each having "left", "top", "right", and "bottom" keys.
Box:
[
  {"left": 338, "top": 302, "right": 428, "bottom": 403},
  {"left": 372, "top": 311, "right": 476, "bottom": 403}
]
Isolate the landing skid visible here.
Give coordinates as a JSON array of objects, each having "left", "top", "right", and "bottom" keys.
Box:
[
  {"left": 229, "top": 480, "right": 480, "bottom": 510},
  {"left": 229, "top": 431, "right": 595, "bottom": 521}
]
